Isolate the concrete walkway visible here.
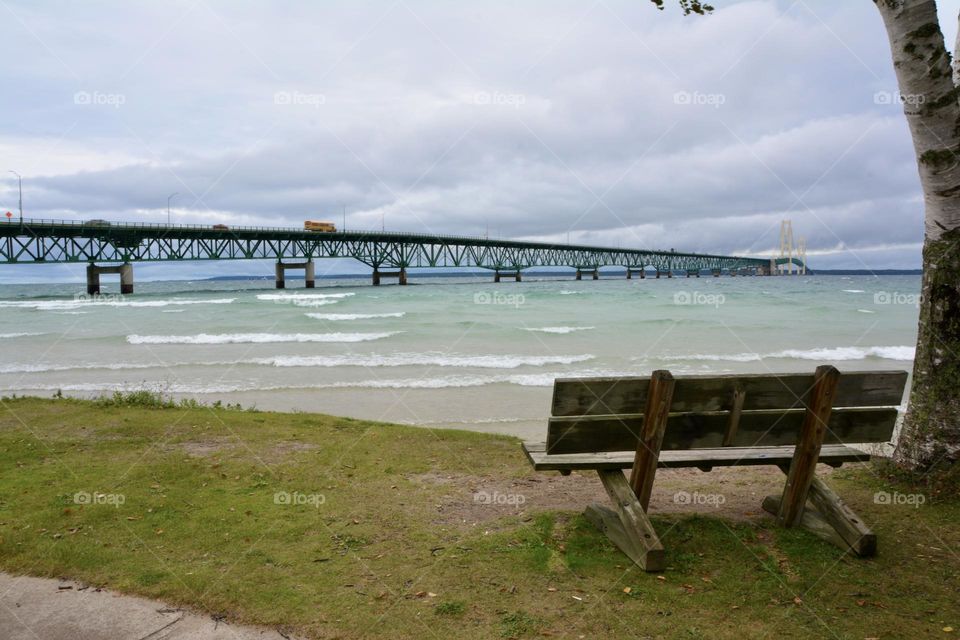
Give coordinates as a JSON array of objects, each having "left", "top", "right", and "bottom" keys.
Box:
[{"left": 0, "top": 572, "right": 299, "bottom": 640}]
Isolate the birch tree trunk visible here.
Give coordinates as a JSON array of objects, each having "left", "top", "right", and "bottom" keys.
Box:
[{"left": 875, "top": 0, "right": 960, "bottom": 470}]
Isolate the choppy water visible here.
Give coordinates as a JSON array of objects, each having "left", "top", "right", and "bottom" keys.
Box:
[{"left": 0, "top": 274, "right": 919, "bottom": 440}]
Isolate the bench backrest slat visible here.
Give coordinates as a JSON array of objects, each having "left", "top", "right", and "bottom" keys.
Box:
[
  {"left": 545, "top": 407, "right": 899, "bottom": 454},
  {"left": 545, "top": 370, "right": 908, "bottom": 456},
  {"left": 551, "top": 371, "right": 908, "bottom": 416}
]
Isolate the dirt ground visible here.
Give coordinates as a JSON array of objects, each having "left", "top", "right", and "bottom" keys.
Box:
[{"left": 419, "top": 464, "right": 841, "bottom": 529}]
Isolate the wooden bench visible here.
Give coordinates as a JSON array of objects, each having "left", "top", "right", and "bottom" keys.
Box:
[{"left": 521, "top": 366, "right": 908, "bottom": 571}]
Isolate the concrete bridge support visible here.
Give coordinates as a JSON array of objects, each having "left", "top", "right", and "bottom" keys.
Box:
[
  {"left": 712, "top": 269, "right": 721, "bottom": 277},
  {"left": 575, "top": 268, "right": 599, "bottom": 281},
  {"left": 686, "top": 269, "right": 700, "bottom": 278},
  {"left": 372, "top": 268, "right": 407, "bottom": 286},
  {"left": 275, "top": 260, "right": 316, "bottom": 289},
  {"left": 494, "top": 270, "right": 522, "bottom": 282},
  {"left": 86, "top": 263, "right": 133, "bottom": 295},
  {"left": 626, "top": 268, "right": 646, "bottom": 279}
]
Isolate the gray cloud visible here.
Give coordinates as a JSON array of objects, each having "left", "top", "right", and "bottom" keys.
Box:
[{"left": 2, "top": 0, "right": 952, "bottom": 277}]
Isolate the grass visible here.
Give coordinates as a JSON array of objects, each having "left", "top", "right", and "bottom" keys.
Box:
[{"left": 0, "top": 394, "right": 958, "bottom": 639}]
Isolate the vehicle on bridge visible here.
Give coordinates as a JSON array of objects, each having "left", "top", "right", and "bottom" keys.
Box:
[
  {"left": 304, "top": 220, "right": 337, "bottom": 232},
  {"left": 84, "top": 219, "right": 111, "bottom": 227},
  {"left": 212, "top": 224, "right": 229, "bottom": 230}
]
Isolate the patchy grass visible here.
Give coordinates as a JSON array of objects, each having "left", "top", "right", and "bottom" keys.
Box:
[{"left": 0, "top": 396, "right": 958, "bottom": 639}]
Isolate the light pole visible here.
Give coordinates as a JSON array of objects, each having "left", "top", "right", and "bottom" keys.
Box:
[
  {"left": 8, "top": 170, "right": 22, "bottom": 224},
  {"left": 167, "top": 192, "right": 178, "bottom": 225}
]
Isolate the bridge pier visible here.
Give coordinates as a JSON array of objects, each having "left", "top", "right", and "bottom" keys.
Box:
[
  {"left": 626, "top": 268, "right": 646, "bottom": 279},
  {"left": 712, "top": 269, "right": 721, "bottom": 277},
  {"left": 494, "top": 269, "right": 522, "bottom": 282},
  {"left": 575, "top": 268, "right": 599, "bottom": 280},
  {"left": 275, "top": 260, "right": 315, "bottom": 289},
  {"left": 86, "top": 263, "right": 133, "bottom": 295},
  {"left": 373, "top": 267, "right": 407, "bottom": 286},
  {"left": 686, "top": 269, "right": 700, "bottom": 278}
]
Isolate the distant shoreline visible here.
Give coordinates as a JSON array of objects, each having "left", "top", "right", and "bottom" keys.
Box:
[
  {"left": 0, "top": 269, "right": 924, "bottom": 287},
  {"left": 201, "top": 268, "right": 923, "bottom": 281}
]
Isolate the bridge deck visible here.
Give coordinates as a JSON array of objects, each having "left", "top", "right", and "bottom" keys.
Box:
[{"left": 1, "top": 218, "right": 783, "bottom": 275}]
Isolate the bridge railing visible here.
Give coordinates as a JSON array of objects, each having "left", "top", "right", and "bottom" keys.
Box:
[{"left": 2, "top": 217, "right": 773, "bottom": 265}]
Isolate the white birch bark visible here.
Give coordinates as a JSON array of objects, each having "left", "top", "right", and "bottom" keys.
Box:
[{"left": 875, "top": 0, "right": 960, "bottom": 467}]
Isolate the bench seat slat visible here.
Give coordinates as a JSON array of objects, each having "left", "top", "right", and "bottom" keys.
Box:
[
  {"left": 551, "top": 371, "right": 908, "bottom": 417},
  {"left": 545, "top": 406, "right": 898, "bottom": 455},
  {"left": 521, "top": 441, "right": 872, "bottom": 471}
]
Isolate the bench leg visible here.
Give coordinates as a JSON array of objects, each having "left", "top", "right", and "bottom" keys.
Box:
[
  {"left": 763, "top": 471, "right": 876, "bottom": 557},
  {"left": 777, "top": 365, "right": 840, "bottom": 526},
  {"left": 585, "top": 469, "right": 665, "bottom": 571}
]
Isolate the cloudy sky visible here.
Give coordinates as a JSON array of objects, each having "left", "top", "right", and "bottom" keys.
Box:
[{"left": 2, "top": 0, "right": 958, "bottom": 281}]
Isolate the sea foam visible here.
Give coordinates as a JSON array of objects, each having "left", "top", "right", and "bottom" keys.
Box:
[
  {"left": 0, "top": 298, "right": 235, "bottom": 310},
  {"left": 126, "top": 332, "right": 400, "bottom": 345},
  {"left": 663, "top": 345, "right": 915, "bottom": 363},
  {"left": 253, "top": 353, "right": 594, "bottom": 369},
  {"left": 523, "top": 326, "right": 595, "bottom": 334},
  {"left": 305, "top": 312, "right": 405, "bottom": 321}
]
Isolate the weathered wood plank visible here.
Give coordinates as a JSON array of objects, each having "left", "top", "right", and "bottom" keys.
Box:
[
  {"left": 520, "top": 442, "right": 871, "bottom": 471},
  {"left": 778, "top": 365, "right": 840, "bottom": 527},
  {"left": 551, "top": 370, "right": 908, "bottom": 417},
  {"left": 723, "top": 386, "right": 746, "bottom": 447},
  {"left": 595, "top": 470, "right": 665, "bottom": 571},
  {"left": 584, "top": 504, "right": 643, "bottom": 562},
  {"left": 808, "top": 477, "right": 876, "bottom": 556},
  {"left": 629, "top": 370, "right": 675, "bottom": 510},
  {"left": 545, "top": 406, "right": 898, "bottom": 455},
  {"left": 762, "top": 495, "right": 849, "bottom": 552}
]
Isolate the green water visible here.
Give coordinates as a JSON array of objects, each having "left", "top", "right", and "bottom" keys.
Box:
[{"left": 0, "top": 274, "right": 919, "bottom": 439}]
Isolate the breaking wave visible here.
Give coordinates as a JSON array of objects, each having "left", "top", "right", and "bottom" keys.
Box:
[{"left": 126, "top": 332, "right": 400, "bottom": 345}]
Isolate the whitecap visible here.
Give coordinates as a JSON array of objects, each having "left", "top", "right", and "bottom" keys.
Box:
[
  {"left": 769, "top": 346, "right": 915, "bottom": 361},
  {"left": 0, "top": 298, "right": 235, "bottom": 310},
  {"left": 662, "top": 345, "right": 915, "bottom": 363},
  {"left": 523, "top": 326, "right": 595, "bottom": 334},
  {"left": 305, "top": 312, "right": 405, "bottom": 321},
  {"left": 126, "top": 332, "right": 400, "bottom": 345},
  {"left": 253, "top": 353, "right": 594, "bottom": 369}
]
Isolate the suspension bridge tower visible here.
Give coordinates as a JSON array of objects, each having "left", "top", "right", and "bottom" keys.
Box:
[{"left": 777, "top": 219, "right": 806, "bottom": 275}]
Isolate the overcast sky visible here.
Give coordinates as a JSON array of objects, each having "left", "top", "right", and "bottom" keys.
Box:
[{"left": 2, "top": 0, "right": 959, "bottom": 281}]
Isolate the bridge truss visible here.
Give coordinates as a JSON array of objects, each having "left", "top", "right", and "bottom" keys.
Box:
[{"left": 1, "top": 219, "right": 780, "bottom": 276}]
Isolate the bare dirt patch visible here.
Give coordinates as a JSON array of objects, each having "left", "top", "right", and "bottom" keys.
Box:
[
  {"left": 168, "top": 439, "right": 318, "bottom": 461},
  {"left": 174, "top": 439, "right": 235, "bottom": 458},
  {"left": 423, "top": 464, "right": 845, "bottom": 529}
]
